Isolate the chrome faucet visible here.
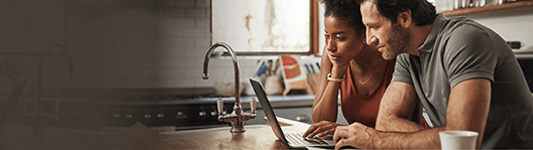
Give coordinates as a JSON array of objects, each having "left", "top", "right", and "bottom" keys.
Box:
[
  {"left": 202, "top": 42, "right": 256, "bottom": 133},
  {"left": 23, "top": 43, "right": 74, "bottom": 133}
]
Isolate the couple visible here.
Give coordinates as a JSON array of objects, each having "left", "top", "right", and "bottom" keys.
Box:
[{"left": 304, "top": 0, "right": 533, "bottom": 149}]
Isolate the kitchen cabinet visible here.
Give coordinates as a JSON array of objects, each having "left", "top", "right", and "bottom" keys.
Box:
[{"left": 442, "top": 0, "right": 533, "bottom": 17}]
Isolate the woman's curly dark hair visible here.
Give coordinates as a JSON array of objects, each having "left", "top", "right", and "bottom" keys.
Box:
[{"left": 320, "top": 0, "right": 366, "bottom": 37}]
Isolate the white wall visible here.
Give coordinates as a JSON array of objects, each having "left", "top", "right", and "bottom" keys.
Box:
[{"left": 466, "top": 9, "right": 533, "bottom": 50}]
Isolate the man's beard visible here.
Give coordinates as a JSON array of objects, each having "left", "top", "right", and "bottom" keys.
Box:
[{"left": 382, "top": 23, "right": 411, "bottom": 60}]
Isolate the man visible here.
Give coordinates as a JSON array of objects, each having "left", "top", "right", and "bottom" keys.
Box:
[{"left": 332, "top": 0, "right": 533, "bottom": 149}]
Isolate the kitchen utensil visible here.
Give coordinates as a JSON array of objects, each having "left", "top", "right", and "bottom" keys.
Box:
[
  {"left": 507, "top": 41, "right": 524, "bottom": 50},
  {"left": 255, "top": 60, "right": 268, "bottom": 76},
  {"left": 264, "top": 59, "right": 284, "bottom": 95},
  {"left": 305, "top": 63, "right": 320, "bottom": 94},
  {"left": 245, "top": 60, "right": 269, "bottom": 95}
]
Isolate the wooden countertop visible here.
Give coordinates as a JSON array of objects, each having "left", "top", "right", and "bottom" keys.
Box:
[{"left": 0, "top": 117, "right": 312, "bottom": 149}]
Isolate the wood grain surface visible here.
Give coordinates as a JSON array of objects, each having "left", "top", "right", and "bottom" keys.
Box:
[{"left": 0, "top": 117, "right": 311, "bottom": 149}]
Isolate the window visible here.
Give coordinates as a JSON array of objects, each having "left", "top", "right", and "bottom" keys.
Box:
[{"left": 211, "top": 0, "right": 319, "bottom": 55}]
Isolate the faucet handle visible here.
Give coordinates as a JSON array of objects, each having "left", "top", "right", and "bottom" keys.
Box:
[
  {"left": 250, "top": 97, "right": 256, "bottom": 113},
  {"left": 217, "top": 98, "right": 223, "bottom": 115}
]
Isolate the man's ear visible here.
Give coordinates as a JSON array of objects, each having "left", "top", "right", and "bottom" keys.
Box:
[
  {"left": 397, "top": 10, "right": 412, "bottom": 28},
  {"left": 361, "top": 33, "right": 367, "bottom": 44}
]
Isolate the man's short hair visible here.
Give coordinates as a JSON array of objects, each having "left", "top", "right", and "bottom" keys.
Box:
[{"left": 356, "top": 0, "right": 437, "bottom": 26}]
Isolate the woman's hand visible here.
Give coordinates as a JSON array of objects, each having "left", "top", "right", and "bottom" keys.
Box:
[
  {"left": 327, "top": 52, "right": 349, "bottom": 78},
  {"left": 303, "top": 120, "right": 343, "bottom": 138}
]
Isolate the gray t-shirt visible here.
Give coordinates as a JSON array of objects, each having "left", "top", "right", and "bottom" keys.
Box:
[{"left": 392, "top": 14, "right": 533, "bottom": 148}]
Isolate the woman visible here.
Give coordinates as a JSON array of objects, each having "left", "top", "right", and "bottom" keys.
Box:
[{"left": 303, "top": 0, "right": 397, "bottom": 138}]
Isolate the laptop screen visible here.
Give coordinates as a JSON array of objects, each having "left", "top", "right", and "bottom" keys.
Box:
[{"left": 249, "top": 77, "right": 290, "bottom": 147}]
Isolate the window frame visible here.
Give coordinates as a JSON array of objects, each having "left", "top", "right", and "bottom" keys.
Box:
[{"left": 209, "top": 0, "right": 319, "bottom": 56}]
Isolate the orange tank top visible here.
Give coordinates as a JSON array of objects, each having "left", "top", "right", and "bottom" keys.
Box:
[{"left": 340, "top": 59, "right": 395, "bottom": 127}]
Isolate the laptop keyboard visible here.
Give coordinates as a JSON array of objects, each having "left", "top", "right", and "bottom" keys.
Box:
[{"left": 285, "top": 133, "right": 329, "bottom": 145}]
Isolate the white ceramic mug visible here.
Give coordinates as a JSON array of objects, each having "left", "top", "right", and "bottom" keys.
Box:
[{"left": 439, "top": 131, "right": 479, "bottom": 150}]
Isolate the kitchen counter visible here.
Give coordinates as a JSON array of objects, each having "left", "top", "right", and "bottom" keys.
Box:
[{"left": 0, "top": 117, "right": 312, "bottom": 149}]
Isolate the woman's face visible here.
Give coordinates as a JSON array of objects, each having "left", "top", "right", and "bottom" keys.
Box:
[{"left": 324, "top": 15, "right": 364, "bottom": 65}]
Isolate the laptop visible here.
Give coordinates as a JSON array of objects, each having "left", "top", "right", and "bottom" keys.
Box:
[{"left": 249, "top": 77, "right": 335, "bottom": 149}]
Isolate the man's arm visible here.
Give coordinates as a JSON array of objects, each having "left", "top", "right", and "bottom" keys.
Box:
[
  {"left": 334, "top": 78, "right": 491, "bottom": 149},
  {"left": 444, "top": 78, "right": 490, "bottom": 148},
  {"left": 375, "top": 81, "right": 425, "bottom": 132}
]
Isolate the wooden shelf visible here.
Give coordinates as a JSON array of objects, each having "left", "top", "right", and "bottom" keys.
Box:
[{"left": 442, "top": 0, "right": 533, "bottom": 17}]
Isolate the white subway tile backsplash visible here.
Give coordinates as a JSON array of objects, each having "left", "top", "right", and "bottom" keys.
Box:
[
  {"left": 109, "top": 47, "right": 149, "bottom": 59},
  {"left": 129, "top": 70, "right": 148, "bottom": 80},
  {"left": 153, "top": 79, "right": 179, "bottom": 88},
  {"left": 208, "top": 58, "right": 232, "bottom": 69},
  {"left": 176, "top": 79, "right": 195, "bottom": 88},
  {"left": 183, "top": 50, "right": 204, "bottom": 58},
  {"left": 114, "top": 27, "right": 140, "bottom": 37},
  {"left": 176, "top": 68, "right": 187, "bottom": 76},
  {"left": 196, "top": 79, "right": 215, "bottom": 87},
  {"left": 175, "top": 0, "right": 195, "bottom": 7},
  {"left": 145, "top": 70, "right": 180, "bottom": 80},
  {"left": 188, "top": 58, "right": 206, "bottom": 70},
  {"left": 113, "top": 38, "right": 154, "bottom": 47},
  {"left": 195, "top": 0, "right": 209, "bottom": 8},
  {"left": 185, "top": 68, "right": 202, "bottom": 79},
  {"left": 107, "top": 59, "right": 125, "bottom": 69},
  {"left": 112, "top": 48, "right": 139, "bottom": 58},
  {"left": 162, "top": 48, "right": 183, "bottom": 59},
  {"left": 185, "top": 8, "right": 205, "bottom": 18},
  {"left": 122, "top": 7, "right": 155, "bottom": 17},
  {"left": 208, "top": 68, "right": 225, "bottom": 77},
  {"left": 181, "top": 28, "right": 207, "bottom": 38},
  {"left": 121, "top": 79, "right": 153, "bottom": 88},
  {"left": 157, "top": 17, "right": 177, "bottom": 27},
  {"left": 121, "top": 17, "right": 155, "bottom": 27},
  {"left": 160, "top": 8, "right": 186, "bottom": 17},
  {"left": 154, "top": 0, "right": 175, "bottom": 7},
  {"left": 176, "top": 38, "right": 195, "bottom": 48},
  {"left": 223, "top": 69, "right": 236, "bottom": 81},
  {"left": 175, "top": 18, "right": 195, "bottom": 27},
  {"left": 154, "top": 60, "right": 177, "bottom": 69},
  {"left": 123, "top": 59, "right": 154, "bottom": 69},
  {"left": 195, "top": 38, "right": 210, "bottom": 48},
  {"left": 109, "top": 69, "right": 145, "bottom": 80},
  {"left": 176, "top": 58, "right": 196, "bottom": 69},
  {"left": 154, "top": 38, "right": 179, "bottom": 48},
  {"left": 157, "top": 28, "right": 182, "bottom": 38},
  {"left": 195, "top": 18, "right": 209, "bottom": 27}
]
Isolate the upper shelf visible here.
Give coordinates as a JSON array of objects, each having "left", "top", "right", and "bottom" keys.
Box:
[{"left": 442, "top": 0, "right": 533, "bottom": 17}]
